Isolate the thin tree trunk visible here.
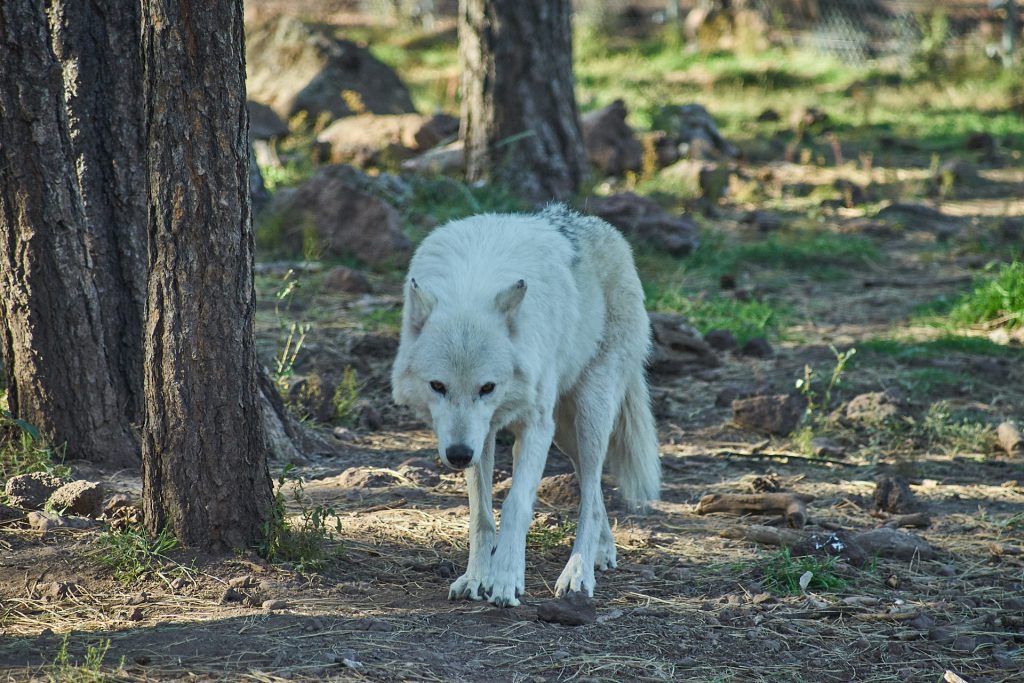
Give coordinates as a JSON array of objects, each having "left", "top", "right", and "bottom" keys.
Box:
[
  {"left": 141, "top": 0, "right": 273, "bottom": 549},
  {"left": 459, "top": 0, "right": 588, "bottom": 203},
  {"left": 0, "top": 1, "right": 144, "bottom": 468}
]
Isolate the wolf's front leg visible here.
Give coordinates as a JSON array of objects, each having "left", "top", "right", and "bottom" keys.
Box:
[
  {"left": 449, "top": 432, "right": 496, "bottom": 601},
  {"left": 484, "top": 417, "right": 555, "bottom": 607}
]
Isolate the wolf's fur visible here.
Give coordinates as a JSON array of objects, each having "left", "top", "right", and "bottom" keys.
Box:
[{"left": 391, "top": 205, "right": 660, "bottom": 606}]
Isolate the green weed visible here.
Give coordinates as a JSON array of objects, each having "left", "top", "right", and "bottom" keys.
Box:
[
  {"left": 646, "top": 283, "right": 785, "bottom": 344},
  {"left": 332, "top": 366, "right": 361, "bottom": 426},
  {"left": 796, "top": 345, "right": 857, "bottom": 418},
  {"left": 527, "top": 519, "right": 577, "bottom": 551},
  {"left": 860, "top": 335, "right": 1015, "bottom": 359},
  {"left": 949, "top": 261, "right": 1024, "bottom": 331},
  {"left": 95, "top": 524, "right": 188, "bottom": 586},
  {"left": 758, "top": 547, "right": 846, "bottom": 596},
  {"left": 260, "top": 465, "right": 344, "bottom": 573},
  {"left": 0, "top": 404, "right": 70, "bottom": 483},
  {"left": 915, "top": 401, "right": 995, "bottom": 455},
  {"left": 47, "top": 634, "right": 117, "bottom": 683}
]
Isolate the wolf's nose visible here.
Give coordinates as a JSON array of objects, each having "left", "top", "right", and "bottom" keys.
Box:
[{"left": 445, "top": 444, "right": 473, "bottom": 469}]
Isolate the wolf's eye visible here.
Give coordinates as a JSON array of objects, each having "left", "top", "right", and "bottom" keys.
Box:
[
  {"left": 429, "top": 381, "right": 447, "bottom": 395},
  {"left": 479, "top": 382, "right": 495, "bottom": 396}
]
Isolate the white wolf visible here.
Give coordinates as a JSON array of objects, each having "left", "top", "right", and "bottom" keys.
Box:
[{"left": 391, "top": 205, "right": 660, "bottom": 607}]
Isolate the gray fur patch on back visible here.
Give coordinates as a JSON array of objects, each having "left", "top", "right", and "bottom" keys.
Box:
[{"left": 540, "top": 204, "right": 585, "bottom": 264}]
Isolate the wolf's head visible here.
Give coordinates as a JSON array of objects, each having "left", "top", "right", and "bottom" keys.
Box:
[{"left": 391, "top": 279, "right": 526, "bottom": 469}]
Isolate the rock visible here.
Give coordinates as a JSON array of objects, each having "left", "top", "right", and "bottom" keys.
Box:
[
  {"left": 704, "top": 328, "right": 737, "bottom": 351},
  {"left": 966, "top": 131, "right": 996, "bottom": 152},
  {"left": 999, "top": 217, "right": 1023, "bottom": 243},
  {"left": 584, "top": 193, "right": 699, "bottom": 256},
  {"left": 262, "top": 599, "right": 289, "bottom": 610},
  {"left": 738, "top": 337, "right": 773, "bottom": 358},
  {"left": 997, "top": 421, "right": 1023, "bottom": 458},
  {"left": 652, "top": 103, "right": 738, "bottom": 160},
  {"left": 246, "top": 16, "right": 415, "bottom": 125},
  {"left": 536, "top": 474, "right": 580, "bottom": 507},
  {"left": 47, "top": 480, "right": 104, "bottom": 518},
  {"left": 873, "top": 475, "right": 916, "bottom": 513},
  {"left": 323, "top": 265, "right": 372, "bottom": 294},
  {"left": 875, "top": 203, "right": 959, "bottom": 239},
  {"left": 536, "top": 592, "right": 597, "bottom": 626},
  {"left": 4, "top": 473, "right": 67, "bottom": 510},
  {"left": 247, "top": 100, "right": 289, "bottom": 140},
  {"left": 646, "top": 130, "right": 681, "bottom": 167},
  {"left": 951, "top": 635, "right": 977, "bottom": 653},
  {"left": 731, "top": 394, "right": 807, "bottom": 435},
  {"left": 127, "top": 607, "right": 144, "bottom": 621},
  {"left": 102, "top": 494, "right": 136, "bottom": 517},
  {"left": 289, "top": 373, "right": 340, "bottom": 423},
  {"left": 810, "top": 437, "right": 844, "bottom": 459},
  {"left": 757, "top": 109, "right": 781, "bottom": 122},
  {"left": 357, "top": 404, "right": 383, "bottom": 431},
  {"left": 228, "top": 575, "right": 258, "bottom": 589},
  {"left": 844, "top": 389, "right": 903, "bottom": 424},
  {"left": 0, "top": 504, "right": 20, "bottom": 522},
  {"left": 264, "top": 164, "right": 411, "bottom": 266},
  {"left": 220, "top": 587, "right": 245, "bottom": 604},
  {"left": 316, "top": 112, "right": 458, "bottom": 167},
  {"left": 27, "top": 511, "right": 96, "bottom": 534},
  {"left": 742, "top": 210, "right": 782, "bottom": 233},
  {"left": 332, "top": 426, "right": 357, "bottom": 443},
  {"left": 580, "top": 99, "right": 643, "bottom": 176},
  {"left": 647, "top": 312, "right": 719, "bottom": 374},
  {"left": 852, "top": 527, "right": 936, "bottom": 560}
]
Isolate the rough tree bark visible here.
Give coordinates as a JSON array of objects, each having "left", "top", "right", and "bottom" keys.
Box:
[
  {"left": 141, "top": 0, "right": 273, "bottom": 548},
  {"left": 459, "top": 0, "right": 588, "bottom": 202},
  {"left": 0, "top": 1, "right": 145, "bottom": 468}
]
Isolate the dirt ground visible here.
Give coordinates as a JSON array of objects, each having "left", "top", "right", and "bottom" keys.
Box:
[{"left": 2, "top": 179, "right": 1023, "bottom": 682}]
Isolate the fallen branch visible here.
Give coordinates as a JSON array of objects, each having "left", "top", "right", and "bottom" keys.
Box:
[
  {"left": 696, "top": 492, "right": 811, "bottom": 528},
  {"left": 880, "top": 512, "right": 931, "bottom": 529}
]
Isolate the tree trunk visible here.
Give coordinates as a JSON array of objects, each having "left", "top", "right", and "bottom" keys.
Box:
[
  {"left": 0, "top": 0, "right": 144, "bottom": 468},
  {"left": 141, "top": 0, "right": 273, "bottom": 549},
  {"left": 459, "top": 0, "right": 588, "bottom": 203}
]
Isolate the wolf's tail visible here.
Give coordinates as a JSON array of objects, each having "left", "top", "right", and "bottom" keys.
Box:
[{"left": 607, "top": 368, "right": 661, "bottom": 510}]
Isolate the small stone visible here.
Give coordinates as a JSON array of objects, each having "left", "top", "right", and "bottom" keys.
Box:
[
  {"left": 937, "top": 564, "right": 957, "bottom": 577},
  {"left": 102, "top": 494, "right": 136, "bottom": 516},
  {"left": 127, "top": 592, "right": 149, "bottom": 605},
  {"left": 757, "top": 109, "right": 781, "bottom": 122},
  {"left": 536, "top": 592, "right": 597, "bottom": 626},
  {"left": 220, "top": 587, "right": 245, "bottom": 604},
  {"left": 951, "top": 635, "right": 977, "bottom": 653},
  {"left": 27, "top": 511, "right": 96, "bottom": 534},
  {"left": 47, "top": 481, "right": 104, "bottom": 517},
  {"left": 127, "top": 607, "right": 144, "bottom": 621},
  {"left": 362, "top": 619, "right": 392, "bottom": 632},
  {"left": 332, "top": 426, "right": 357, "bottom": 443},
  {"left": 844, "top": 389, "right": 903, "bottom": 424},
  {"left": 873, "top": 475, "right": 916, "bottom": 513},
  {"left": 170, "top": 577, "right": 190, "bottom": 591},
  {"left": 5, "top": 472, "right": 66, "bottom": 510},
  {"left": 228, "top": 575, "right": 257, "bottom": 589},
  {"left": 731, "top": 394, "right": 807, "bottom": 435},
  {"left": 356, "top": 404, "right": 383, "bottom": 431},
  {"left": 738, "top": 337, "right": 773, "bottom": 358},
  {"left": 262, "top": 599, "right": 289, "bottom": 610},
  {"left": 433, "top": 560, "right": 455, "bottom": 578},
  {"left": 909, "top": 613, "right": 935, "bottom": 630},
  {"left": 810, "top": 437, "right": 844, "bottom": 459}
]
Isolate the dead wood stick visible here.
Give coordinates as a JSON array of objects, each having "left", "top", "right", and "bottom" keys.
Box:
[
  {"left": 719, "top": 524, "right": 804, "bottom": 546},
  {"left": 708, "top": 448, "right": 852, "bottom": 467},
  {"left": 697, "top": 492, "right": 810, "bottom": 529},
  {"left": 997, "top": 421, "right": 1023, "bottom": 458},
  {"left": 862, "top": 276, "right": 971, "bottom": 288},
  {"left": 880, "top": 512, "right": 931, "bottom": 529}
]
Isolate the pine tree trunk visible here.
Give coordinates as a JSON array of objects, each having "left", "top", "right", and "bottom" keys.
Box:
[
  {"left": 0, "top": 1, "right": 144, "bottom": 468},
  {"left": 459, "top": 0, "right": 588, "bottom": 202},
  {"left": 141, "top": 0, "right": 273, "bottom": 549}
]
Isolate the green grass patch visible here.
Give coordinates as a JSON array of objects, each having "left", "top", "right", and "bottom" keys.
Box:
[
  {"left": 646, "top": 283, "right": 785, "bottom": 344},
  {"left": 685, "top": 230, "right": 880, "bottom": 279},
  {"left": 757, "top": 547, "right": 847, "bottom": 596},
  {"left": 403, "top": 176, "right": 527, "bottom": 243},
  {"left": 915, "top": 400, "right": 995, "bottom": 455},
  {"left": 95, "top": 525, "right": 188, "bottom": 586},
  {"left": 48, "top": 634, "right": 118, "bottom": 683},
  {"left": 0, "top": 405, "right": 69, "bottom": 483},
  {"left": 527, "top": 519, "right": 577, "bottom": 551},
  {"left": 949, "top": 261, "right": 1024, "bottom": 331},
  {"left": 260, "top": 465, "right": 344, "bottom": 573},
  {"left": 860, "top": 335, "right": 1016, "bottom": 359}
]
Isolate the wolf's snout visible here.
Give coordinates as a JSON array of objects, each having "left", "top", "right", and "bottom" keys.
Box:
[{"left": 445, "top": 444, "right": 474, "bottom": 469}]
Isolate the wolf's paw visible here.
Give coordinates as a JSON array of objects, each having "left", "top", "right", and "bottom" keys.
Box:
[
  {"left": 448, "top": 573, "right": 487, "bottom": 601},
  {"left": 482, "top": 568, "right": 524, "bottom": 608},
  {"left": 595, "top": 539, "right": 617, "bottom": 572},
  {"left": 555, "top": 554, "right": 596, "bottom": 597}
]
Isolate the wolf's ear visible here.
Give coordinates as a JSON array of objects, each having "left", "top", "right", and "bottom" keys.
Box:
[
  {"left": 408, "top": 278, "right": 436, "bottom": 335},
  {"left": 494, "top": 279, "right": 527, "bottom": 321}
]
